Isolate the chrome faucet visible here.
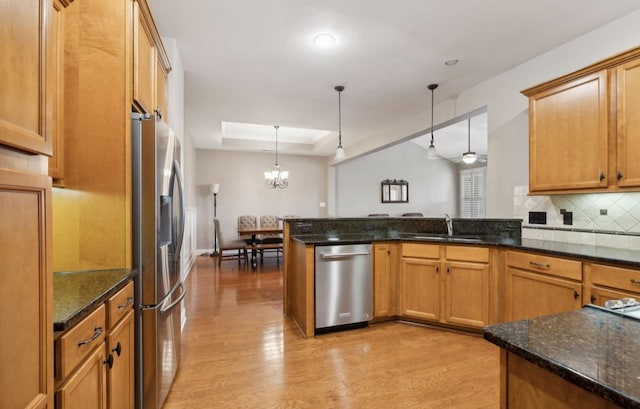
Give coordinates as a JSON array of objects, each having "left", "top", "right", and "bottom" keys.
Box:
[{"left": 444, "top": 214, "right": 453, "bottom": 236}]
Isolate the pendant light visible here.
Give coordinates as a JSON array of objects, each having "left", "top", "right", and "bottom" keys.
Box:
[
  {"left": 334, "top": 85, "right": 346, "bottom": 161},
  {"left": 426, "top": 83, "right": 439, "bottom": 160},
  {"left": 264, "top": 125, "right": 289, "bottom": 188},
  {"left": 462, "top": 117, "right": 478, "bottom": 164}
]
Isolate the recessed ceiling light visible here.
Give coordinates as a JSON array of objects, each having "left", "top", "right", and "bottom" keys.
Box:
[
  {"left": 313, "top": 33, "right": 336, "bottom": 47},
  {"left": 444, "top": 58, "right": 459, "bottom": 66}
]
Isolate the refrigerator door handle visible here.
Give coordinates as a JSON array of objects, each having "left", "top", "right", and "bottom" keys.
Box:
[
  {"left": 139, "top": 280, "right": 183, "bottom": 311},
  {"left": 169, "top": 159, "right": 185, "bottom": 258},
  {"left": 160, "top": 282, "right": 185, "bottom": 316}
]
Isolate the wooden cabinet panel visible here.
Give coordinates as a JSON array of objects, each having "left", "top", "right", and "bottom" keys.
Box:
[
  {"left": 616, "top": 57, "right": 640, "bottom": 187},
  {"left": 588, "top": 263, "right": 640, "bottom": 292},
  {"left": 444, "top": 261, "right": 490, "bottom": 327},
  {"left": 400, "top": 257, "right": 440, "bottom": 320},
  {"left": 401, "top": 242, "right": 439, "bottom": 259},
  {"left": 0, "top": 0, "right": 53, "bottom": 155},
  {"left": 56, "top": 304, "right": 106, "bottom": 381},
  {"left": 156, "top": 56, "right": 169, "bottom": 121},
  {"left": 506, "top": 250, "right": 582, "bottom": 281},
  {"left": 0, "top": 169, "right": 53, "bottom": 409},
  {"left": 133, "top": 0, "right": 156, "bottom": 114},
  {"left": 107, "top": 310, "right": 134, "bottom": 409},
  {"left": 106, "top": 281, "right": 134, "bottom": 328},
  {"left": 49, "top": 0, "right": 66, "bottom": 185},
  {"left": 56, "top": 344, "right": 107, "bottom": 409},
  {"left": 506, "top": 268, "right": 582, "bottom": 321},
  {"left": 527, "top": 72, "right": 608, "bottom": 193},
  {"left": 374, "top": 243, "right": 392, "bottom": 318},
  {"left": 587, "top": 286, "right": 638, "bottom": 307}
]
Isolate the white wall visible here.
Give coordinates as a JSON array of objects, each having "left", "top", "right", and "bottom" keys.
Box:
[
  {"left": 335, "top": 142, "right": 458, "bottom": 217},
  {"left": 330, "top": 9, "right": 640, "bottom": 219},
  {"left": 195, "top": 150, "right": 327, "bottom": 250}
]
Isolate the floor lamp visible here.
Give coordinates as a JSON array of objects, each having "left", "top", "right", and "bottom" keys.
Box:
[{"left": 210, "top": 183, "right": 220, "bottom": 257}]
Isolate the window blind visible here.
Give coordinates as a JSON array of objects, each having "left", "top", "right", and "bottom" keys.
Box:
[{"left": 460, "top": 167, "right": 486, "bottom": 218}]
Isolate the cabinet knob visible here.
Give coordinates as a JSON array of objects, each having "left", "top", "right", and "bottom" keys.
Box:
[
  {"left": 111, "top": 342, "right": 122, "bottom": 357},
  {"left": 104, "top": 354, "right": 114, "bottom": 369},
  {"left": 590, "top": 294, "right": 596, "bottom": 303},
  {"left": 573, "top": 290, "right": 580, "bottom": 300},
  {"left": 599, "top": 172, "right": 605, "bottom": 182},
  {"left": 435, "top": 266, "right": 439, "bottom": 273},
  {"left": 617, "top": 171, "right": 623, "bottom": 181}
]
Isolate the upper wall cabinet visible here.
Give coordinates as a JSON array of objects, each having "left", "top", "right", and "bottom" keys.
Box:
[
  {"left": 133, "top": 0, "right": 171, "bottom": 117},
  {"left": 523, "top": 46, "right": 640, "bottom": 194},
  {"left": 0, "top": 0, "right": 53, "bottom": 156}
]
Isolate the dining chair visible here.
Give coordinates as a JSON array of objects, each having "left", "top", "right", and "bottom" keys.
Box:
[
  {"left": 214, "top": 218, "right": 249, "bottom": 267},
  {"left": 237, "top": 215, "right": 260, "bottom": 245},
  {"left": 259, "top": 215, "right": 283, "bottom": 261}
]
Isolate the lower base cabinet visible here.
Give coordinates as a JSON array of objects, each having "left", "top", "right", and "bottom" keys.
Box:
[
  {"left": 56, "top": 345, "right": 107, "bottom": 409},
  {"left": 399, "top": 244, "right": 491, "bottom": 329},
  {"left": 505, "top": 251, "right": 582, "bottom": 321},
  {"left": 502, "top": 351, "right": 619, "bottom": 409},
  {"left": 56, "top": 282, "right": 134, "bottom": 409}
]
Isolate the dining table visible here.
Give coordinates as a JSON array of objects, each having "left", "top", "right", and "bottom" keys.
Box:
[{"left": 237, "top": 227, "right": 283, "bottom": 269}]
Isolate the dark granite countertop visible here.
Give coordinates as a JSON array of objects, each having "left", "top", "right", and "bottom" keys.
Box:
[
  {"left": 53, "top": 268, "right": 133, "bottom": 333},
  {"left": 291, "top": 233, "right": 640, "bottom": 268},
  {"left": 484, "top": 305, "right": 640, "bottom": 409}
]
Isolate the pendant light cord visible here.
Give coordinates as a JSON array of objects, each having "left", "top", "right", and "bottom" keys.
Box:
[
  {"left": 468, "top": 118, "right": 471, "bottom": 150},
  {"left": 427, "top": 83, "right": 438, "bottom": 145},
  {"left": 338, "top": 89, "right": 343, "bottom": 148},
  {"left": 274, "top": 125, "right": 279, "bottom": 165}
]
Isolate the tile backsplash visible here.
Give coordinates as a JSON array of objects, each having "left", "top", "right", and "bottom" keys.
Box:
[{"left": 513, "top": 185, "right": 640, "bottom": 250}]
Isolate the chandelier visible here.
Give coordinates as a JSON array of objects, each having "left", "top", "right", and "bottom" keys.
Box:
[{"left": 264, "top": 125, "right": 289, "bottom": 188}]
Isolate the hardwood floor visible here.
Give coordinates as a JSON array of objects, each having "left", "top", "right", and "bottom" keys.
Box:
[{"left": 163, "top": 255, "right": 500, "bottom": 408}]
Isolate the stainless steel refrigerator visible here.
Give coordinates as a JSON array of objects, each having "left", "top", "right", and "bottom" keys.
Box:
[{"left": 132, "top": 112, "right": 185, "bottom": 409}]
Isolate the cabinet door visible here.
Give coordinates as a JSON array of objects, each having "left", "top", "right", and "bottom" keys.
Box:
[
  {"left": 49, "top": 0, "right": 66, "bottom": 186},
  {"left": 133, "top": 0, "right": 156, "bottom": 114},
  {"left": 0, "top": 0, "right": 53, "bottom": 155},
  {"left": 616, "top": 57, "right": 640, "bottom": 187},
  {"left": 373, "top": 243, "right": 393, "bottom": 318},
  {"left": 56, "top": 344, "right": 107, "bottom": 409},
  {"left": 444, "top": 261, "right": 490, "bottom": 328},
  {"left": 156, "top": 57, "right": 169, "bottom": 121},
  {"left": 0, "top": 169, "right": 53, "bottom": 409},
  {"left": 528, "top": 72, "right": 608, "bottom": 192},
  {"left": 586, "top": 286, "right": 639, "bottom": 307},
  {"left": 400, "top": 257, "right": 440, "bottom": 321},
  {"left": 506, "top": 268, "right": 582, "bottom": 321},
  {"left": 107, "top": 310, "right": 134, "bottom": 409}
]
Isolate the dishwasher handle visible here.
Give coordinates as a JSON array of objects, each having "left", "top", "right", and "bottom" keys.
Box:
[{"left": 320, "top": 251, "right": 370, "bottom": 259}]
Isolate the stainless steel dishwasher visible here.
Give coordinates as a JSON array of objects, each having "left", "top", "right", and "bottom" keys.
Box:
[{"left": 315, "top": 243, "right": 372, "bottom": 332}]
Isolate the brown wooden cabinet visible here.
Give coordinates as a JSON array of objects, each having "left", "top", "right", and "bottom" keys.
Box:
[
  {"left": 505, "top": 251, "right": 582, "bottom": 321},
  {"left": 133, "top": 0, "right": 156, "bottom": 114},
  {"left": 523, "top": 46, "right": 640, "bottom": 194},
  {"left": 373, "top": 242, "right": 397, "bottom": 318},
  {"left": 56, "top": 344, "right": 108, "bottom": 409},
  {"left": 400, "top": 243, "right": 441, "bottom": 321},
  {"left": 443, "top": 246, "right": 490, "bottom": 328},
  {"left": 583, "top": 263, "right": 640, "bottom": 307},
  {"left": 0, "top": 1, "right": 54, "bottom": 408},
  {"left": 156, "top": 56, "right": 169, "bottom": 121},
  {"left": 55, "top": 283, "right": 134, "bottom": 409}
]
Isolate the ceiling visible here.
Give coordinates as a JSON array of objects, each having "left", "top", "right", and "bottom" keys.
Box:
[{"left": 148, "top": 0, "right": 640, "bottom": 158}]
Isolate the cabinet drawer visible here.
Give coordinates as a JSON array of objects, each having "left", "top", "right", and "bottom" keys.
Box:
[
  {"left": 445, "top": 246, "right": 489, "bottom": 263},
  {"left": 402, "top": 243, "right": 439, "bottom": 259},
  {"left": 506, "top": 251, "right": 582, "bottom": 281},
  {"left": 588, "top": 263, "right": 640, "bottom": 293},
  {"left": 107, "top": 281, "right": 134, "bottom": 329},
  {"left": 56, "top": 304, "right": 106, "bottom": 381}
]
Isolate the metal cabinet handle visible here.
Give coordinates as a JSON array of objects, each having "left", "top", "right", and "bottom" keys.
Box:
[
  {"left": 630, "top": 278, "right": 640, "bottom": 286},
  {"left": 104, "top": 354, "right": 114, "bottom": 369},
  {"left": 321, "top": 251, "right": 370, "bottom": 259},
  {"left": 435, "top": 266, "right": 439, "bottom": 273},
  {"left": 77, "top": 326, "right": 103, "bottom": 347},
  {"left": 573, "top": 290, "right": 580, "bottom": 300},
  {"left": 617, "top": 171, "right": 623, "bottom": 181},
  {"left": 590, "top": 294, "right": 596, "bottom": 303},
  {"left": 111, "top": 342, "right": 122, "bottom": 357},
  {"left": 529, "top": 261, "right": 550, "bottom": 269},
  {"left": 600, "top": 171, "right": 606, "bottom": 182},
  {"left": 118, "top": 296, "right": 134, "bottom": 309}
]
